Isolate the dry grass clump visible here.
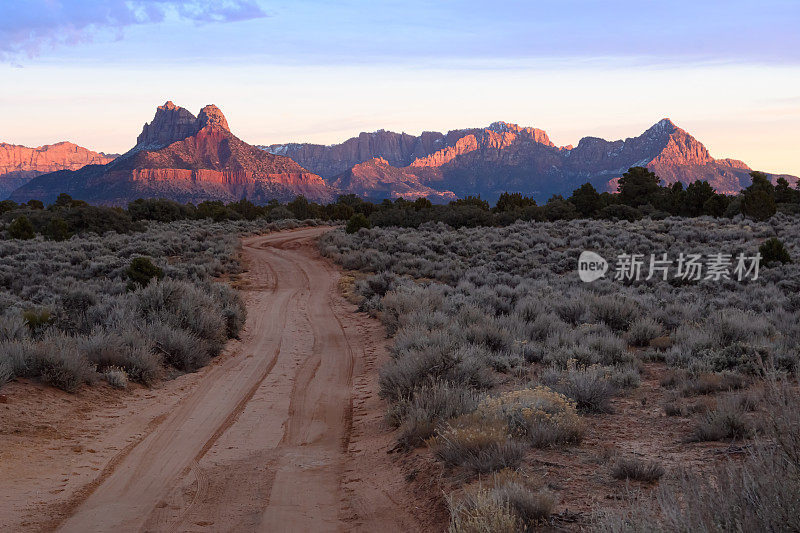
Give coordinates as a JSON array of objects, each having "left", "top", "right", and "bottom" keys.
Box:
[
  {"left": 102, "top": 366, "right": 128, "bottom": 389},
  {"left": 610, "top": 455, "right": 665, "bottom": 482},
  {"left": 447, "top": 487, "right": 519, "bottom": 533},
  {"left": 660, "top": 369, "right": 748, "bottom": 397},
  {"left": 489, "top": 469, "right": 557, "bottom": 526},
  {"left": 689, "top": 396, "right": 754, "bottom": 442},
  {"left": 448, "top": 469, "right": 556, "bottom": 532},
  {"left": 431, "top": 418, "right": 527, "bottom": 474},
  {"left": 430, "top": 386, "right": 583, "bottom": 473}
]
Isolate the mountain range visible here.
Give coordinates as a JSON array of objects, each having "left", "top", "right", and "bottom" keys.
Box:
[
  {"left": 9, "top": 102, "right": 333, "bottom": 205},
  {"left": 6, "top": 102, "right": 797, "bottom": 205},
  {"left": 265, "top": 119, "right": 796, "bottom": 202}
]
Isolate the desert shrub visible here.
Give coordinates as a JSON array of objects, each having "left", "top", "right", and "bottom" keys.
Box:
[
  {"left": 448, "top": 470, "right": 555, "bottom": 533},
  {"left": 431, "top": 418, "right": 527, "bottom": 473},
  {"left": 145, "top": 321, "right": 211, "bottom": 371},
  {"left": 465, "top": 320, "right": 514, "bottom": 353},
  {"left": 388, "top": 382, "right": 480, "bottom": 447},
  {"left": 541, "top": 364, "right": 617, "bottom": 413},
  {"left": 759, "top": 237, "right": 791, "bottom": 266},
  {"left": 591, "top": 296, "right": 638, "bottom": 332},
  {"left": 0, "top": 313, "right": 29, "bottom": 342},
  {"left": 690, "top": 397, "right": 753, "bottom": 442},
  {"left": 610, "top": 456, "right": 665, "bottom": 482},
  {"left": 102, "top": 366, "right": 128, "bottom": 389},
  {"left": 126, "top": 256, "right": 164, "bottom": 288},
  {"left": 379, "top": 343, "right": 494, "bottom": 402},
  {"left": 22, "top": 308, "right": 53, "bottom": 336},
  {"left": 627, "top": 317, "right": 662, "bottom": 347},
  {"left": 586, "top": 332, "right": 633, "bottom": 366},
  {"left": 679, "top": 372, "right": 748, "bottom": 397},
  {"left": 700, "top": 342, "right": 769, "bottom": 375},
  {"left": 79, "top": 329, "right": 160, "bottom": 384},
  {"left": 476, "top": 387, "right": 584, "bottom": 447},
  {"left": 553, "top": 297, "right": 587, "bottom": 325},
  {"left": 608, "top": 365, "right": 641, "bottom": 389},
  {"left": 707, "top": 309, "right": 772, "bottom": 347},
  {"left": 488, "top": 470, "right": 557, "bottom": 527},
  {"left": 61, "top": 288, "right": 98, "bottom": 316},
  {"left": 0, "top": 360, "right": 11, "bottom": 388},
  {"left": 356, "top": 271, "right": 403, "bottom": 301},
  {"left": 210, "top": 282, "right": 247, "bottom": 338},
  {"left": 447, "top": 487, "right": 520, "bottom": 533},
  {"left": 663, "top": 396, "right": 683, "bottom": 417},
  {"left": 133, "top": 279, "right": 227, "bottom": 356},
  {"left": 26, "top": 335, "right": 94, "bottom": 392}
]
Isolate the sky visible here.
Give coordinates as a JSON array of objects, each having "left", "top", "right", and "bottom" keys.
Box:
[{"left": 0, "top": 0, "right": 798, "bottom": 175}]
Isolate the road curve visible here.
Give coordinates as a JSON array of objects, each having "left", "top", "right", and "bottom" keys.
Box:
[{"left": 55, "top": 226, "right": 401, "bottom": 532}]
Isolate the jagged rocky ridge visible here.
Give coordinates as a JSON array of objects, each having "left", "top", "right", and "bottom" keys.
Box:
[
  {"left": 265, "top": 119, "right": 797, "bottom": 202},
  {"left": 10, "top": 102, "right": 335, "bottom": 205}
]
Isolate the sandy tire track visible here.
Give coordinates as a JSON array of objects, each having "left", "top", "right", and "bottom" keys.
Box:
[{"left": 33, "top": 226, "right": 428, "bottom": 532}]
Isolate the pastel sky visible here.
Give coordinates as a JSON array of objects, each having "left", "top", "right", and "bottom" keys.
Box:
[{"left": 1, "top": 0, "right": 798, "bottom": 175}]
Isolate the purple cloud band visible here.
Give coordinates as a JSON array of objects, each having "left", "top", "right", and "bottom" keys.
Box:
[{"left": 0, "top": 0, "right": 267, "bottom": 61}]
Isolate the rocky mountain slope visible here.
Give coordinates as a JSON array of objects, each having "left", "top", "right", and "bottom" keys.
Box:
[
  {"left": 330, "top": 157, "right": 457, "bottom": 202},
  {"left": 266, "top": 119, "right": 796, "bottom": 202},
  {"left": 10, "top": 102, "right": 335, "bottom": 205},
  {"left": 0, "top": 142, "right": 116, "bottom": 199}
]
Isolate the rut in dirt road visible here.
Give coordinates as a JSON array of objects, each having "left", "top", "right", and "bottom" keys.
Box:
[{"left": 55, "top": 227, "right": 371, "bottom": 532}]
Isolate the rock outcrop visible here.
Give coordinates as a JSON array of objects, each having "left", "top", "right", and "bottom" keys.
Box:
[
  {"left": 0, "top": 142, "right": 116, "bottom": 199},
  {"left": 330, "top": 158, "right": 457, "bottom": 202},
  {"left": 11, "top": 102, "right": 335, "bottom": 205}
]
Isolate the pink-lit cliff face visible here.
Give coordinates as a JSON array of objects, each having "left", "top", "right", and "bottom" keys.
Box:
[{"left": 10, "top": 102, "right": 336, "bottom": 205}]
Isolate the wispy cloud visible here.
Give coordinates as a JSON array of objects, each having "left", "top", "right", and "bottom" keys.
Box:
[{"left": 0, "top": 0, "right": 267, "bottom": 62}]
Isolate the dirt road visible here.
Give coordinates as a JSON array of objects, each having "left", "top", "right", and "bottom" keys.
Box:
[{"left": 1, "top": 227, "right": 431, "bottom": 532}]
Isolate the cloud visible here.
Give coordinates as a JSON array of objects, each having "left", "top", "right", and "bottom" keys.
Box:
[{"left": 0, "top": 0, "right": 267, "bottom": 61}]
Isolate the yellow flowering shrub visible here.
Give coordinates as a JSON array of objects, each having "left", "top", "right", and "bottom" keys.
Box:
[
  {"left": 430, "top": 386, "right": 583, "bottom": 473},
  {"left": 476, "top": 386, "right": 583, "bottom": 447}
]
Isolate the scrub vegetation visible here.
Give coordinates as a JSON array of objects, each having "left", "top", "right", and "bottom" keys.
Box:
[
  {"left": 320, "top": 212, "right": 799, "bottom": 530},
  {"left": 0, "top": 216, "right": 314, "bottom": 392}
]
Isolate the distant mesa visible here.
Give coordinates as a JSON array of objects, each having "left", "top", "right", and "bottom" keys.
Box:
[{"left": 0, "top": 142, "right": 117, "bottom": 200}]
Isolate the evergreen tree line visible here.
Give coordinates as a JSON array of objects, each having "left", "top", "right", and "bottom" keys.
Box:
[{"left": 1, "top": 167, "right": 796, "bottom": 239}]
